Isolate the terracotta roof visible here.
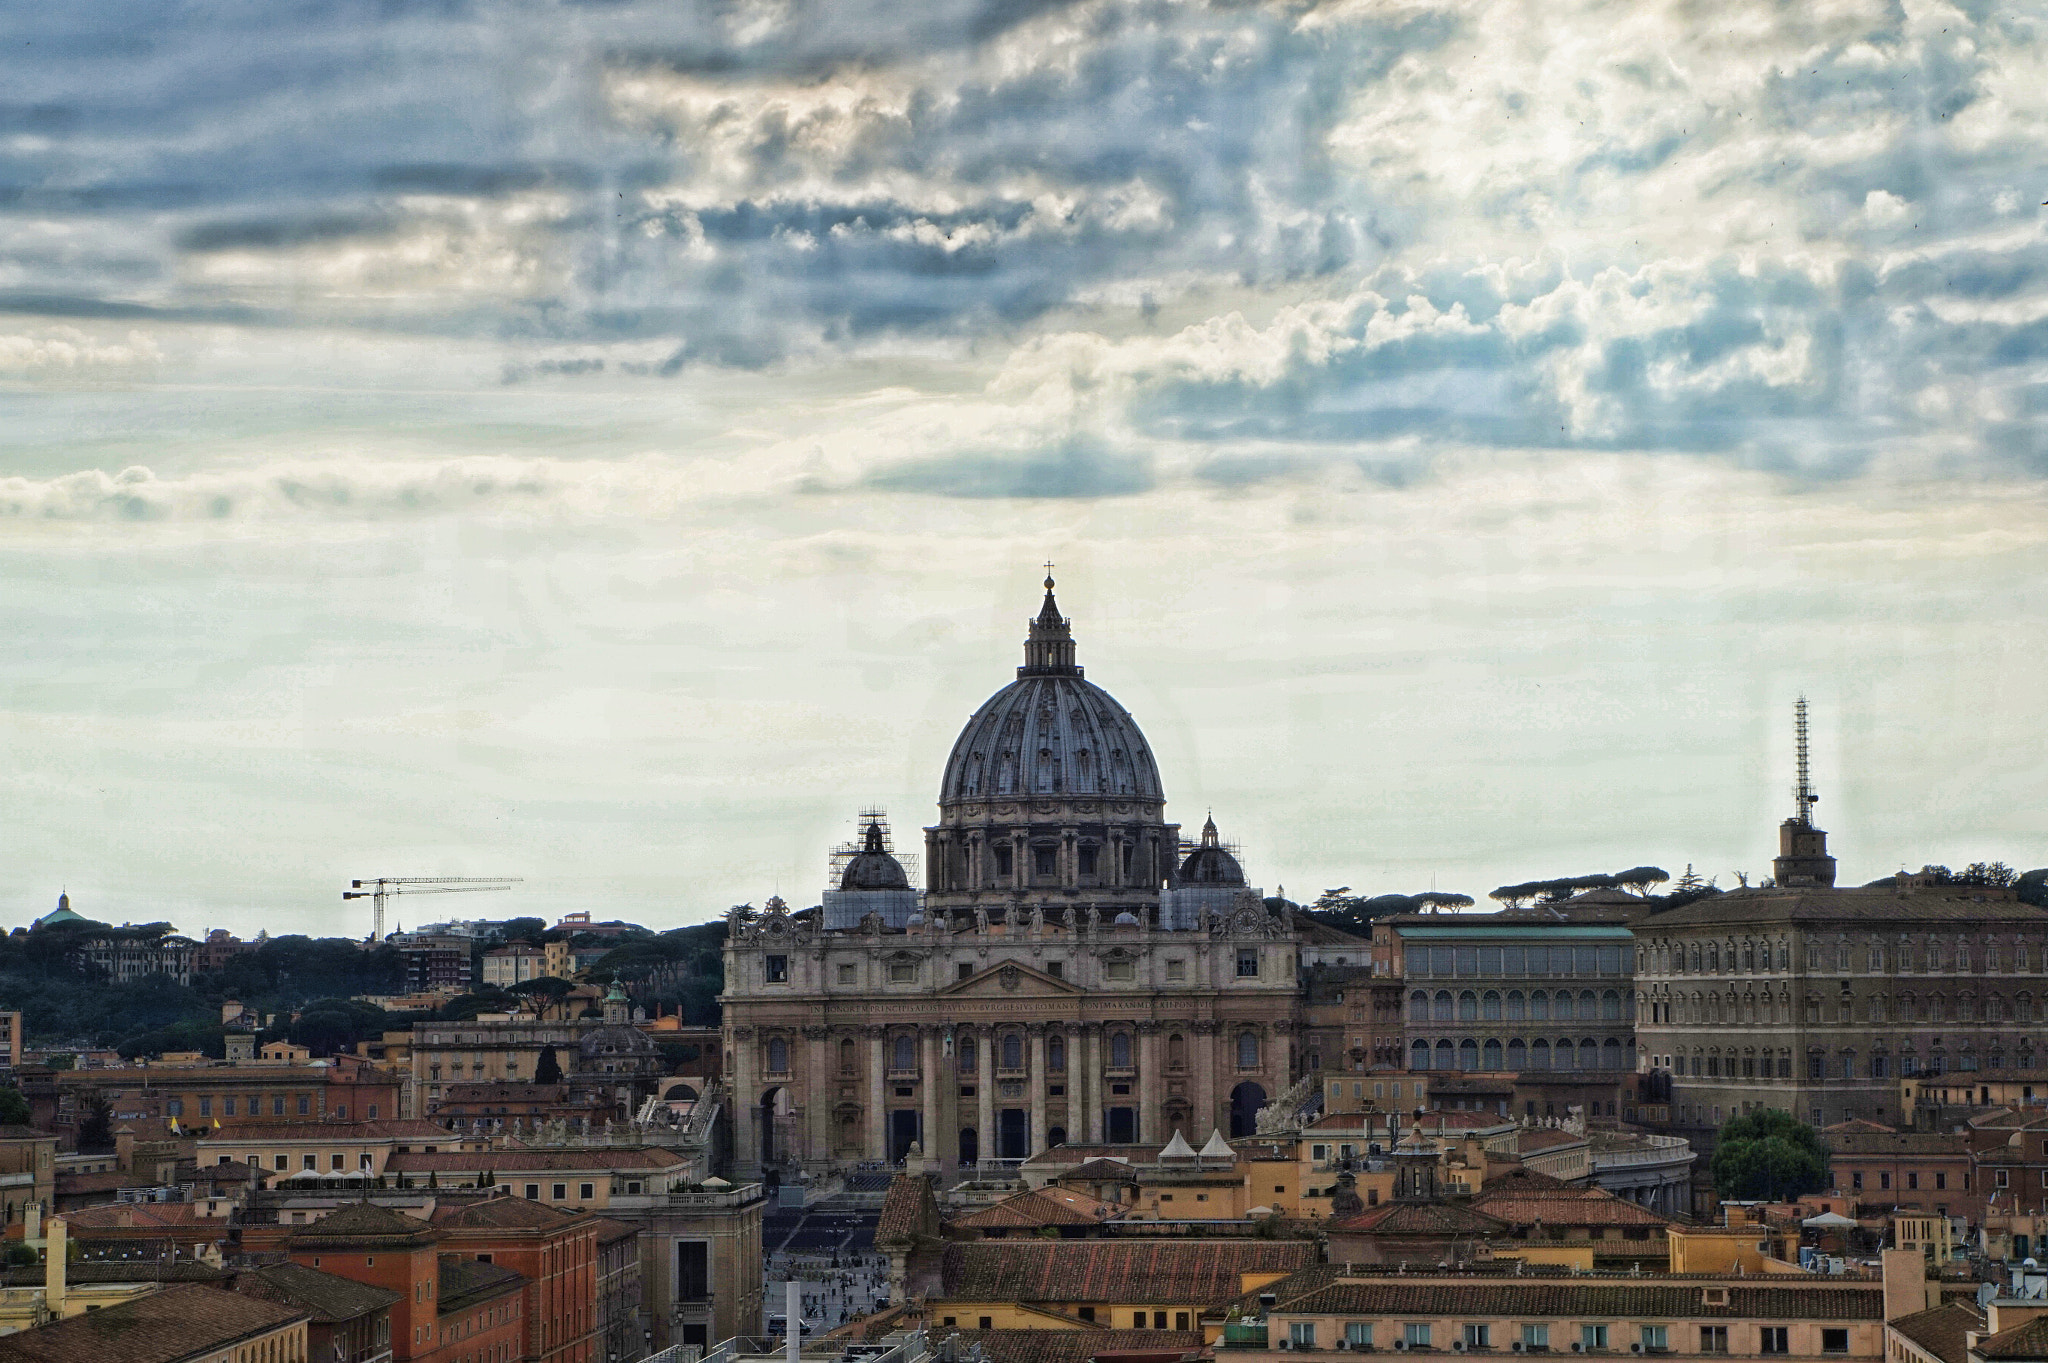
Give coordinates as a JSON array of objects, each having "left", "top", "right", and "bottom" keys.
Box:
[
  {"left": 939, "top": 1240, "right": 1317, "bottom": 1307},
  {"left": 1515, "top": 1128, "right": 1587, "bottom": 1152},
  {"left": 877, "top": 1173, "right": 940, "bottom": 1245},
  {"left": 0, "top": 1282, "right": 306, "bottom": 1363},
  {"left": 60, "top": 1202, "right": 230, "bottom": 1232},
  {"left": 824, "top": 1303, "right": 917, "bottom": 1343},
  {"left": 1645, "top": 885, "right": 2048, "bottom": 927},
  {"left": 1325, "top": 1201, "right": 1509, "bottom": 1237},
  {"left": 1470, "top": 1187, "right": 1677, "bottom": 1228},
  {"left": 1969, "top": 1310, "right": 2048, "bottom": 1360},
  {"left": 1483, "top": 1166, "right": 1568, "bottom": 1191},
  {"left": 229, "top": 1261, "right": 404, "bottom": 1323},
  {"left": 288, "top": 1201, "right": 437, "bottom": 1245},
  {"left": 590, "top": 1216, "right": 640, "bottom": 1246},
  {"left": 1268, "top": 1277, "right": 1883, "bottom": 1321},
  {"left": 935, "top": 1329, "right": 1203, "bottom": 1363},
  {"left": 431, "top": 1196, "right": 590, "bottom": 1231},
  {"left": 1826, "top": 1131, "right": 1969, "bottom": 1156},
  {"left": 1888, "top": 1302, "right": 1982, "bottom": 1363},
  {"left": 950, "top": 1187, "right": 1125, "bottom": 1230},
  {"left": 0, "top": 1259, "right": 226, "bottom": 1288},
  {"left": 198, "top": 1119, "right": 453, "bottom": 1143},
  {"left": 439, "top": 1257, "right": 526, "bottom": 1314},
  {"left": 1824, "top": 1118, "right": 1899, "bottom": 1134}
]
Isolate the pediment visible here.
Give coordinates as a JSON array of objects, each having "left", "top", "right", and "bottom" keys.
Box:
[{"left": 939, "top": 960, "right": 1084, "bottom": 997}]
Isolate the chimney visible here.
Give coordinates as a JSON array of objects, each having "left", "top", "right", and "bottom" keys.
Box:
[
  {"left": 1882, "top": 1249, "right": 1931, "bottom": 1321},
  {"left": 43, "top": 1216, "right": 65, "bottom": 1321},
  {"left": 22, "top": 1202, "right": 40, "bottom": 1243}
]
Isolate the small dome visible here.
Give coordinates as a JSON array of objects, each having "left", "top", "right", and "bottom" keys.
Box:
[
  {"left": 578, "top": 1025, "right": 657, "bottom": 1059},
  {"left": 1114, "top": 911, "right": 1141, "bottom": 926},
  {"left": 840, "top": 821, "right": 910, "bottom": 891},
  {"left": 1177, "top": 816, "right": 1244, "bottom": 886}
]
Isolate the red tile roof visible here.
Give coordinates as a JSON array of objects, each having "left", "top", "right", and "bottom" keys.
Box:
[
  {"left": 0, "top": 1282, "right": 306, "bottom": 1363},
  {"left": 949, "top": 1187, "right": 1125, "bottom": 1230},
  {"left": 1325, "top": 1201, "right": 1509, "bottom": 1237},
  {"left": 1469, "top": 1186, "right": 1677, "bottom": 1228},
  {"left": 1889, "top": 1302, "right": 1982, "bottom": 1363},
  {"left": 939, "top": 1240, "right": 1316, "bottom": 1307},
  {"left": 1975, "top": 1311, "right": 2048, "bottom": 1360},
  {"left": 934, "top": 1329, "right": 1203, "bottom": 1363},
  {"left": 1265, "top": 1275, "right": 1883, "bottom": 1321},
  {"left": 877, "top": 1173, "right": 941, "bottom": 1245}
]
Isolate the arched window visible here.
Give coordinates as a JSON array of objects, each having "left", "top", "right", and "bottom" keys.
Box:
[
  {"left": 1435, "top": 1039, "right": 1454, "bottom": 1069},
  {"left": 1530, "top": 1039, "right": 1550, "bottom": 1070},
  {"left": 1411, "top": 1040, "right": 1431, "bottom": 1070},
  {"left": 1602, "top": 1038, "right": 1622, "bottom": 1069},
  {"left": 1506, "top": 1038, "right": 1527, "bottom": 1069},
  {"left": 893, "top": 1035, "right": 916, "bottom": 1071},
  {"left": 1689, "top": 944, "right": 1702, "bottom": 972},
  {"left": 1458, "top": 990, "right": 1479, "bottom": 1021},
  {"left": 1409, "top": 991, "right": 1430, "bottom": 1022},
  {"left": 1777, "top": 943, "right": 1789, "bottom": 970},
  {"left": 1482, "top": 991, "right": 1502, "bottom": 1021},
  {"left": 1706, "top": 944, "right": 1719, "bottom": 973},
  {"left": 1868, "top": 943, "right": 1884, "bottom": 971},
  {"left": 1602, "top": 989, "right": 1621, "bottom": 1021},
  {"left": 1109, "top": 1032, "right": 1132, "bottom": 1068},
  {"left": 840, "top": 1038, "right": 857, "bottom": 1075},
  {"left": 1167, "top": 1034, "right": 1187, "bottom": 1071},
  {"left": 1505, "top": 990, "right": 1526, "bottom": 1021},
  {"left": 1483, "top": 1038, "right": 1503, "bottom": 1070},
  {"left": 1577, "top": 1038, "right": 1598, "bottom": 1070},
  {"left": 1959, "top": 942, "right": 1973, "bottom": 972},
  {"left": 1433, "top": 990, "right": 1454, "bottom": 1022},
  {"left": 1048, "top": 1035, "right": 1067, "bottom": 1072},
  {"left": 766, "top": 1037, "right": 789, "bottom": 1074},
  {"left": 1579, "top": 989, "right": 1597, "bottom": 1017},
  {"left": 1458, "top": 1039, "right": 1479, "bottom": 1071},
  {"left": 958, "top": 1036, "right": 976, "bottom": 1074},
  {"left": 1742, "top": 942, "right": 1755, "bottom": 971},
  {"left": 1237, "top": 1032, "right": 1261, "bottom": 1069},
  {"left": 1531, "top": 990, "right": 1550, "bottom": 1021},
  {"left": 1554, "top": 992, "right": 1574, "bottom": 1022},
  {"left": 1002, "top": 1033, "right": 1025, "bottom": 1070}
]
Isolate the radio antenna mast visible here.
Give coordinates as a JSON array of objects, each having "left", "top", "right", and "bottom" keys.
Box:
[{"left": 1792, "top": 696, "right": 1818, "bottom": 826}]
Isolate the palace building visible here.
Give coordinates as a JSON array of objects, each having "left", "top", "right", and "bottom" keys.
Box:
[{"left": 720, "top": 576, "right": 1303, "bottom": 1179}]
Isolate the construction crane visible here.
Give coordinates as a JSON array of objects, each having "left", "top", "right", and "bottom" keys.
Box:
[{"left": 343, "top": 876, "right": 522, "bottom": 942}]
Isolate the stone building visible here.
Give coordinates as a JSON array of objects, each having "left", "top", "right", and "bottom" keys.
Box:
[
  {"left": 1633, "top": 796, "right": 2048, "bottom": 1134},
  {"left": 720, "top": 577, "right": 1303, "bottom": 1179}
]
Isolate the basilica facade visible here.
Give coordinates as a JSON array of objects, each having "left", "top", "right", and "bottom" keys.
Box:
[{"left": 721, "top": 577, "right": 1303, "bottom": 1178}]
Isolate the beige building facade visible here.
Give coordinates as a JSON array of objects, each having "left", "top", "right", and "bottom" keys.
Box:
[{"left": 721, "top": 578, "right": 1304, "bottom": 1179}]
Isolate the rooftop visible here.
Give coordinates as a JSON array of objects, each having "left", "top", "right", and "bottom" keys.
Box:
[
  {"left": 939, "top": 1240, "right": 1317, "bottom": 1307},
  {"left": 1888, "top": 1302, "right": 1982, "bottom": 1363},
  {"left": 0, "top": 1282, "right": 306, "bottom": 1363},
  {"left": 228, "top": 1261, "right": 404, "bottom": 1323},
  {"left": 933, "top": 1329, "right": 1204, "bottom": 1363}
]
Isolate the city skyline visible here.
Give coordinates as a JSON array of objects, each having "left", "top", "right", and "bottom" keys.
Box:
[{"left": 3, "top": 0, "right": 2044, "bottom": 934}]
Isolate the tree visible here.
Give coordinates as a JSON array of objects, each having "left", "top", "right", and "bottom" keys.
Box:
[
  {"left": 0, "top": 1087, "right": 28, "bottom": 1126},
  {"left": 1710, "top": 1110, "right": 1827, "bottom": 1202},
  {"left": 1614, "top": 866, "right": 1670, "bottom": 896},
  {"left": 76, "top": 1095, "right": 112, "bottom": 1154},
  {"left": 534, "top": 1045, "right": 563, "bottom": 1085}
]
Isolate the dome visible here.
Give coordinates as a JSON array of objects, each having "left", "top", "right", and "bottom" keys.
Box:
[
  {"left": 840, "top": 821, "right": 910, "bottom": 891},
  {"left": 939, "top": 576, "right": 1164, "bottom": 805},
  {"left": 1177, "top": 816, "right": 1244, "bottom": 886},
  {"left": 579, "top": 1025, "right": 657, "bottom": 1060}
]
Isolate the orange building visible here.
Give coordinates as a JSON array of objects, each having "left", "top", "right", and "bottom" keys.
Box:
[
  {"left": 431, "top": 1197, "right": 601, "bottom": 1363},
  {"left": 251, "top": 1202, "right": 526, "bottom": 1363}
]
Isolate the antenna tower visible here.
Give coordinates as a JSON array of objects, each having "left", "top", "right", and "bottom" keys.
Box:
[{"left": 1792, "top": 696, "right": 1817, "bottom": 826}]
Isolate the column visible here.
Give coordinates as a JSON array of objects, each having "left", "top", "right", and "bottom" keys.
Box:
[
  {"left": 866, "top": 1026, "right": 888, "bottom": 1160},
  {"left": 730, "top": 1026, "right": 758, "bottom": 1174},
  {"left": 1084, "top": 1025, "right": 1104, "bottom": 1141},
  {"left": 803, "top": 1025, "right": 829, "bottom": 1166},
  {"left": 1028, "top": 1024, "right": 1049, "bottom": 1155},
  {"left": 976, "top": 1026, "right": 996, "bottom": 1165},
  {"left": 1137, "top": 1023, "right": 1162, "bottom": 1144},
  {"left": 922, "top": 1028, "right": 942, "bottom": 1158},
  {"left": 1274, "top": 1020, "right": 1295, "bottom": 1086},
  {"left": 1067, "top": 1023, "right": 1088, "bottom": 1149},
  {"left": 1193, "top": 1020, "right": 1218, "bottom": 1138}
]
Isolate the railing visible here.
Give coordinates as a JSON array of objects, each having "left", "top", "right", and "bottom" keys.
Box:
[{"left": 1590, "top": 1137, "right": 1693, "bottom": 1171}]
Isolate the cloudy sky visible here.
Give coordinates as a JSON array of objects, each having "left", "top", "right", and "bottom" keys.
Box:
[{"left": 2, "top": 0, "right": 2044, "bottom": 937}]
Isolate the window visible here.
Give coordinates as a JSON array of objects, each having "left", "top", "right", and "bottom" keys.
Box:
[
  {"left": 552, "top": 1183, "right": 567, "bottom": 1200},
  {"left": 765, "top": 955, "right": 788, "bottom": 983},
  {"left": 1821, "top": 1329, "right": 1848, "bottom": 1354},
  {"left": 1110, "top": 1032, "right": 1132, "bottom": 1067},
  {"left": 1049, "top": 1037, "right": 1066, "bottom": 1072},
  {"left": 1639, "top": 1326, "right": 1667, "bottom": 1352},
  {"left": 1699, "top": 1326, "right": 1727, "bottom": 1353},
  {"left": 1002, "top": 1034, "right": 1024, "bottom": 1069},
  {"left": 1034, "top": 845, "right": 1057, "bottom": 877},
  {"left": 893, "top": 1035, "right": 917, "bottom": 1071},
  {"left": 889, "top": 961, "right": 917, "bottom": 982},
  {"left": 1521, "top": 1325, "right": 1549, "bottom": 1349},
  {"left": 1345, "top": 1324, "right": 1373, "bottom": 1349},
  {"left": 223, "top": 1097, "right": 236, "bottom": 1117},
  {"left": 1047, "top": 961, "right": 1064, "bottom": 979},
  {"left": 198, "top": 1097, "right": 212, "bottom": 1117},
  {"left": 166, "top": 1099, "right": 184, "bottom": 1117},
  {"left": 1237, "top": 1032, "right": 1260, "bottom": 1068},
  {"left": 297, "top": 1094, "right": 310, "bottom": 1115},
  {"left": 579, "top": 1182, "right": 594, "bottom": 1199},
  {"left": 275, "top": 1155, "right": 289, "bottom": 1171},
  {"left": 1079, "top": 846, "right": 1098, "bottom": 876},
  {"left": 526, "top": 1184, "right": 540, "bottom": 1199},
  {"left": 993, "top": 844, "right": 1012, "bottom": 877},
  {"left": 1581, "top": 1324, "right": 1608, "bottom": 1351},
  {"left": 1290, "top": 1324, "right": 1316, "bottom": 1348},
  {"left": 841, "top": 1038, "right": 857, "bottom": 1074},
  {"left": 331, "top": 1154, "right": 345, "bottom": 1171},
  {"left": 1463, "top": 1324, "right": 1490, "bottom": 1349},
  {"left": 1402, "top": 1324, "right": 1432, "bottom": 1350},
  {"left": 1237, "top": 950, "right": 1260, "bottom": 978},
  {"left": 766, "top": 1037, "right": 789, "bottom": 1074},
  {"left": 1106, "top": 960, "right": 1134, "bottom": 981},
  {"left": 839, "top": 964, "right": 858, "bottom": 984},
  {"left": 1759, "top": 1327, "right": 1788, "bottom": 1354}
]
